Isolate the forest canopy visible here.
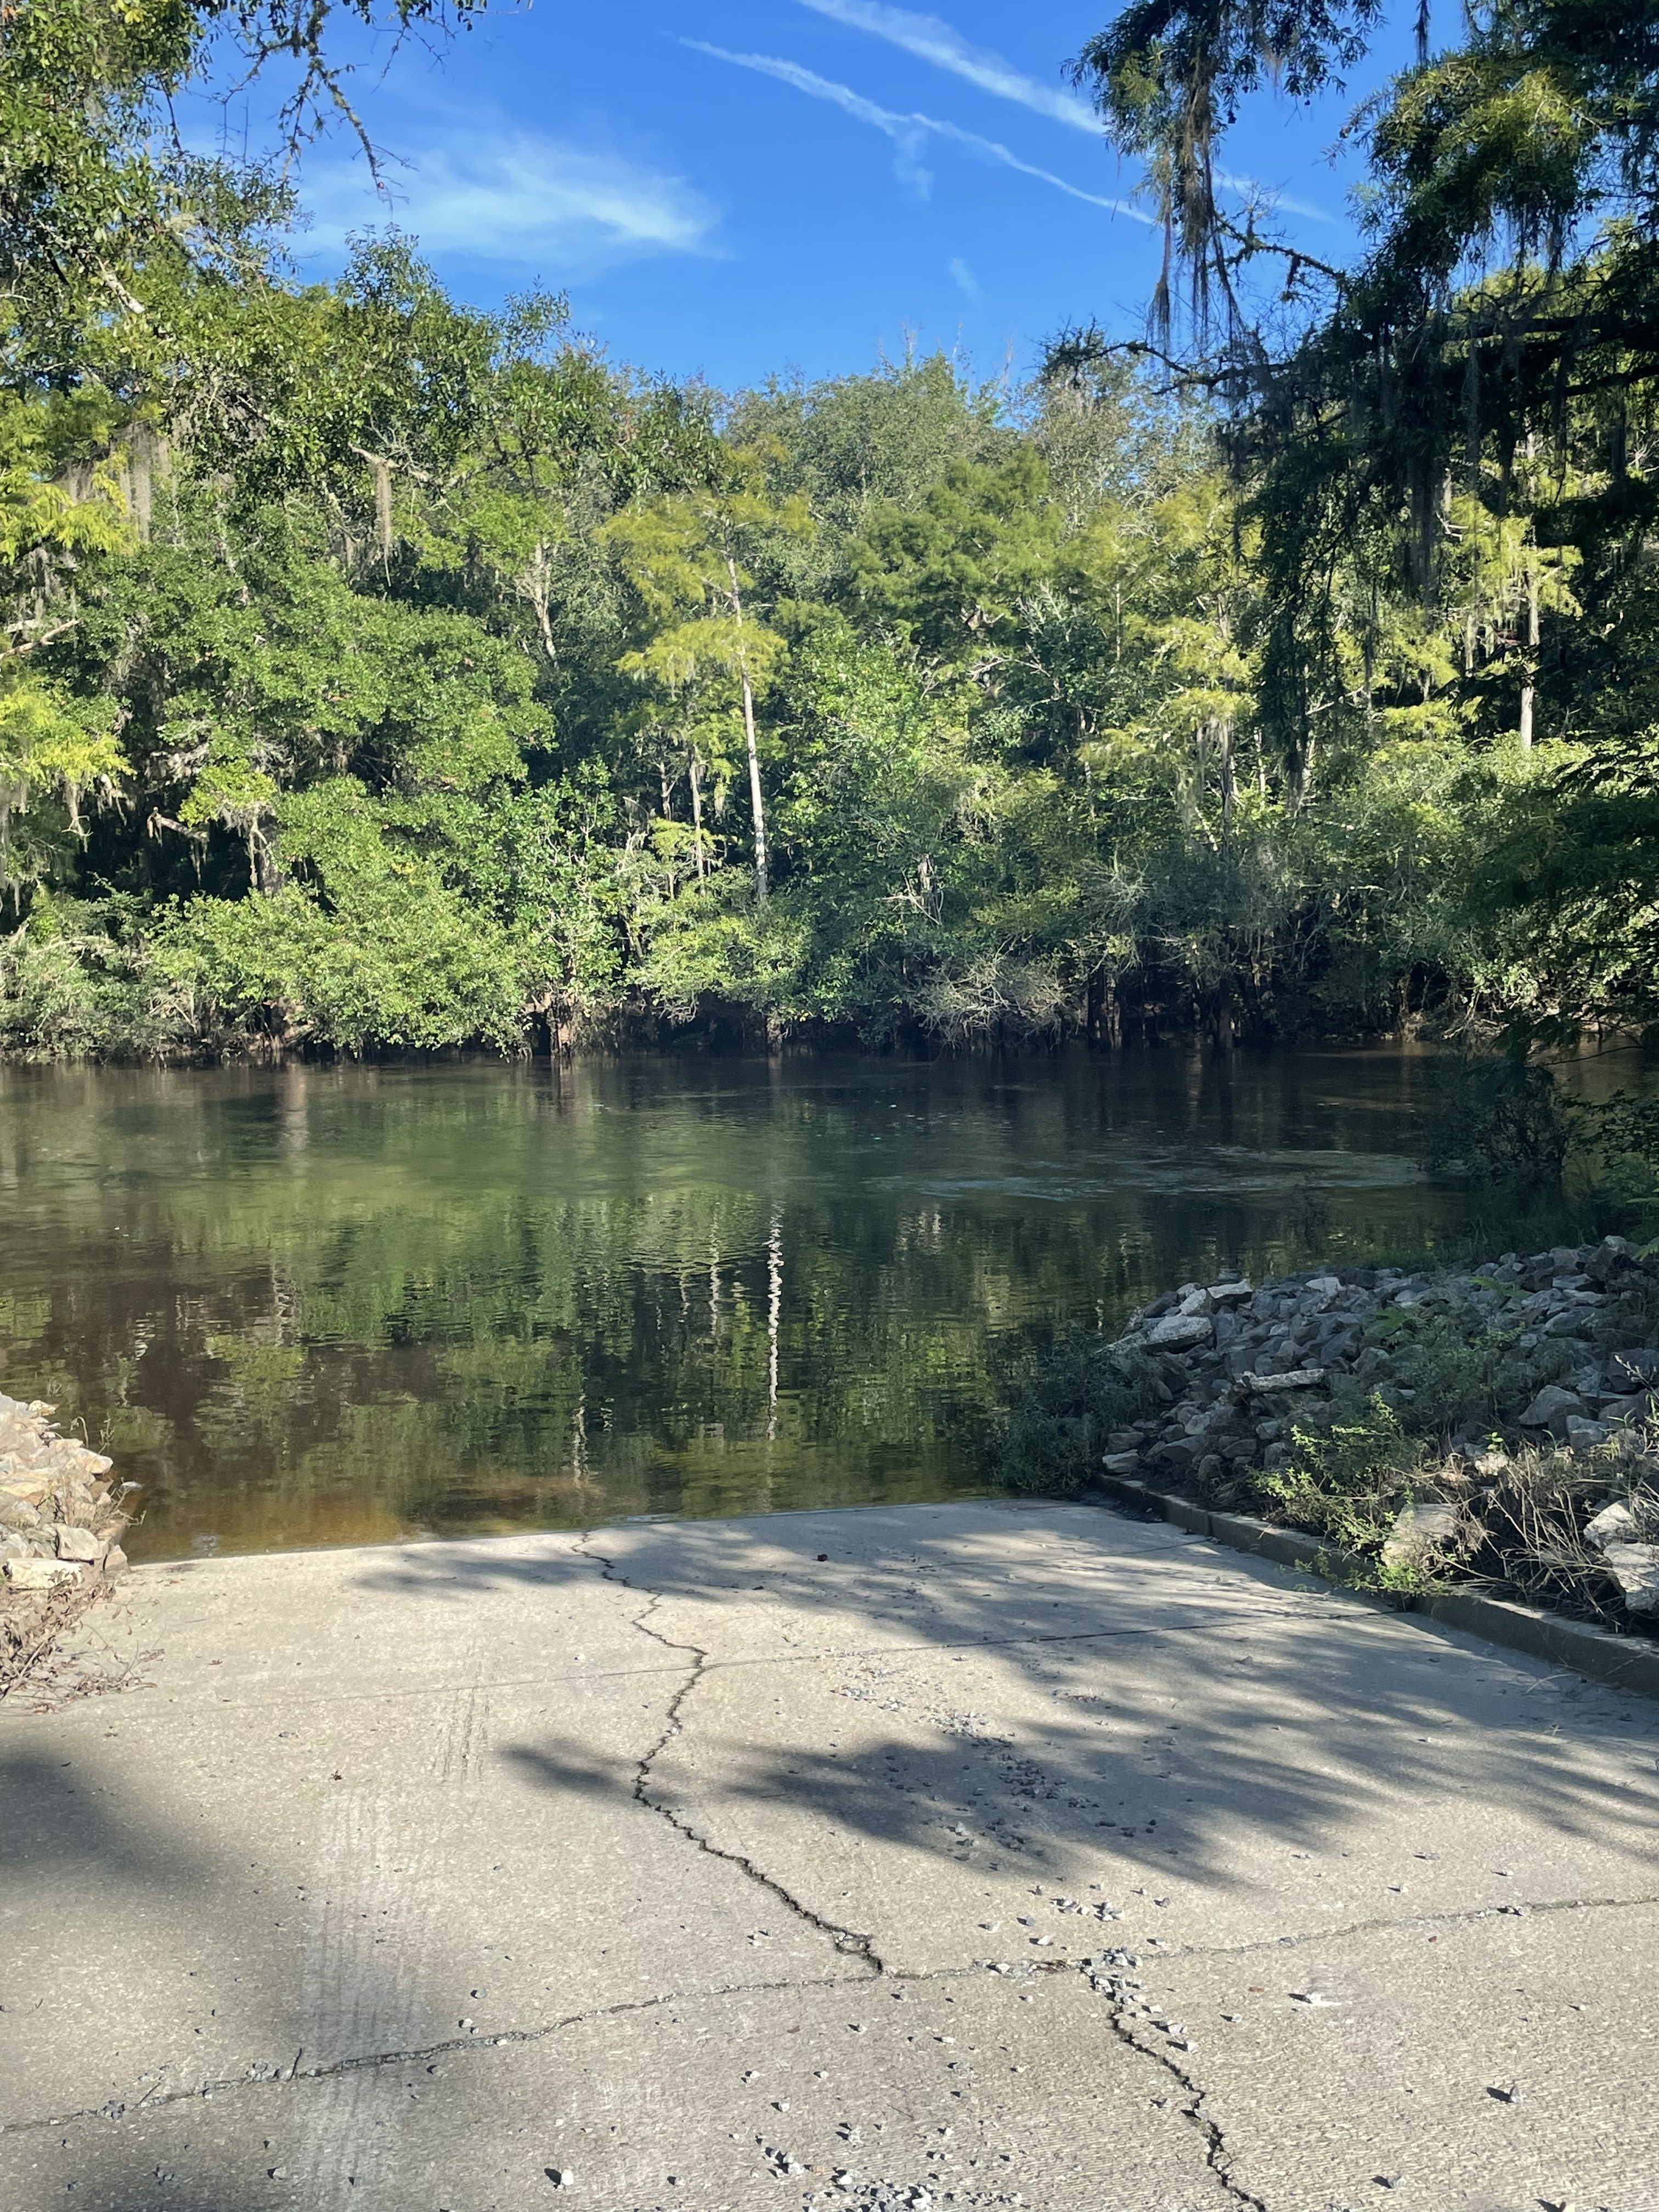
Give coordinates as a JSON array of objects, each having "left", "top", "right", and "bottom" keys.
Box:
[{"left": 3, "top": 0, "right": 1659, "bottom": 1058}]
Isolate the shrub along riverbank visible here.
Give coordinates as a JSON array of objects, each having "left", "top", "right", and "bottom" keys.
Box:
[{"left": 1001, "top": 1236, "right": 1659, "bottom": 1633}]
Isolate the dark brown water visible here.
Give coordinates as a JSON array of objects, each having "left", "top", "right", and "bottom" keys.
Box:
[{"left": 0, "top": 1048, "right": 1531, "bottom": 1560}]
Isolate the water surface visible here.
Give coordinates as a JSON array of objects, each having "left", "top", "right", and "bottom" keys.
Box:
[{"left": 0, "top": 1048, "right": 1491, "bottom": 1558}]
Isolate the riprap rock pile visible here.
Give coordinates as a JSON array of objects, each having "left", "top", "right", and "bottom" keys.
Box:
[
  {"left": 1090, "top": 1236, "right": 1659, "bottom": 1621},
  {"left": 0, "top": 1390, "right": 130, "bottom": 1609}
]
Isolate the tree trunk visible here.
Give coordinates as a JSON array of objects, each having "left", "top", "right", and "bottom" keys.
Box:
[
  {"left": 727, "top": 557, "right": 768, "bottom": 901},
  {"left": 527, "top": 540, "right": 557, "bottom": 663},
  {"left": 1217, "top": 717, "right": 1237, "bottom": 843},
  {"left": 1519, "top": 550, "right": 1540, "bottom": 750},
  {"left": 742, "top": 663, "right": 768, "bottom": 899},
  {"left": 689, "top": 752, "right": 707, "bottom": 881},
  {"left": 351, "top": 449, "right": 394, "bottom": 565}
]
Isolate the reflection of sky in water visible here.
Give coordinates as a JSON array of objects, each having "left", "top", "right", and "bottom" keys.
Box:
[{"left": 0, "top": 1048, "right": 1549, "bottom": 1560}]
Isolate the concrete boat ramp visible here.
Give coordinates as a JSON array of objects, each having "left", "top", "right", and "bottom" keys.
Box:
[{"left": 2, "top": 1500, "right": 1656, "bottom": 2212}]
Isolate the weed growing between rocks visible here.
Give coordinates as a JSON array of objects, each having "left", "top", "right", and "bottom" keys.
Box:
[
  {"left": 1467, "top": 1443, "right": 1659, "bottom": 1625},
  {"left": 1255, "top": 1396, "right": 1425, "bottom": 1559},
  {"left": 1002, "top": 1237, "right": 1659, "bottom": 1632}
]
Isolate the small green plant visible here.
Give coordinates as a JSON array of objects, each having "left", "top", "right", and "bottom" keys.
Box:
[
  {"left": 1254, "top": 1392, "right": 1424, "bottom": 1550},
  {"left": 1360, "top": 1547, "right": 1454, "bottom": 1600},
  {"left": 1355, "top": 1309, "right": 1554, "bottom": 1436}
]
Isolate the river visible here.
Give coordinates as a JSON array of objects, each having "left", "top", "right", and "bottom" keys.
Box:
[{"left": 0, "top": 1046, "right": 1542, "bottom": 1559}]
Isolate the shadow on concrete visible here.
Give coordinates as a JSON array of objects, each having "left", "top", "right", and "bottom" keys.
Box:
[
  {"left": 345, "top": 1503, "right": 1659, "bottom": 1900},
  {"left": 0, "top": 1739, "right": 501, "bottom": 2211},
  {"left": 0, "top": 1741, "right": 224, "bottom": 1886}
]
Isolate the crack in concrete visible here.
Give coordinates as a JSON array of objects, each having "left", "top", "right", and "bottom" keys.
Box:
[
  {"left": 575, "top": 1535, "right": 889, "bottom": 1978},
  {"left": 1165, "top": 1886, "right": 1659, "bottom": 1964},
  {"left": 1095, "top": 1995, "right": 1269, "bottom": 2212},
  {"left": 10, "top": 1967, "right": 885, "bottom": 2138},
  {"left": 1081, "top": 1890, "right": 1658, "bottom": 2210},
  {"left": 18, "top": 1949, "right": 1254, "bottom": 2212}
]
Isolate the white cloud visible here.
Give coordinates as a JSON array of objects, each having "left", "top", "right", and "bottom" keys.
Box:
[
  {"left": 793, "top": 1, "right": 1098, "bottom": 132},
  {"left": 948, "top": 255, "right": 979, "bottom": 298},
  {"left": 793, "top": 3, "right": 1335, "bottom": 224},
  {"left": 683, "top": 43, "right": 1154, "bottom": 223},
  {"left": 685, "top": 46, "right": 935, "bottom": 193},
  {"left": 301, "top": 131, "right": 719, "bottom": 274}
]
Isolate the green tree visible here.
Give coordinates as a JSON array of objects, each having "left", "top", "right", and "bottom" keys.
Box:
[{"left": 606, "top": 473, "right": 811, "bottom": 902}]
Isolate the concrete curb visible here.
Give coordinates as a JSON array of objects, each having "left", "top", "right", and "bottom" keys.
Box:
[{"left": 1083, "top": 1472, "right": 1659, "bottom": 1703}]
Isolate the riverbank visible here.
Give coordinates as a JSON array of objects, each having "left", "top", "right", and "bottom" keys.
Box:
[
  {"left": 0, "top": 1392, "right": 131, "bottom": 1699},
  {"left": 1009, "top": 1235, "right": 1659, "bottom": 1632}
]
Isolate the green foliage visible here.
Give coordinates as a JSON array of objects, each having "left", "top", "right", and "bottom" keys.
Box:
[
  {"left": 994, "top": 1326, "right": 1166, "bottom": 1495},
  {"left": 1418, "top": 1055, "right": 1572, "bottom": 1190},
  {"left": 1066, "top": 0, "right": 1659, "bottom": 1052},
  {"left": 5, "top": 0, "right": 1659, "bottom": 1058},
  {"left": 850, "top": 448, "right": 1061, "bottom": 672},
  {"left": 1356, "top": 1305, "right": 1551, "bottom": 1436},
  {"left": 1257, "top": 1392, "right": 1421, "bottom": 1553}
]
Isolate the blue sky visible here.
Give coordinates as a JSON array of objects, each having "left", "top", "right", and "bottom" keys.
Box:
[{"left": 212, "top": 2, "right": 1420, "bottom": 394}]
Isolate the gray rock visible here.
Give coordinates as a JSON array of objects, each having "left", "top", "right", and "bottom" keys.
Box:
[
  {"left": 102, "top": 1544, "right": 129, "bottom": 1578},
  {"left": 1564, "top": 1417, "right": 1610, "bottom": 1448},
  {"left": 3, "top": 1556, "right": 84, "bottom": 1592},
  {"left": 1148, "top": 1441, "right": 1199, "bottom": 1474},
  {"left": 1585, "top": 1502, "right": 1639, "bottom": 1551},
  {"left": 1608, "top": 1346, "right": 1659, "bottom": 1388},
  {"left": 1100, "top": 1451, "right": 1143, "bottom": 1477},
  {"left": 1585, "top": 1237, "right": 1642, "bottom": 1285},
  {"left": 1239, "top": 1367, "right": 1327, "bottom": 1392},
  {"left": 1518, "top": 1384, "right": 1584, "bottom": 1435},
  {"left": 1382, "top": 1503, "right": 1465, "bottom": 1563},
  {"left": 54, "top": 1523, "right": 103, "bottom": 1562},
  {"left": 1543, "top": 1310, "right": 1594, "bottom": 1338},
  {"left": 1601, "top": 1542, "right": 1659, "bottom": 1613},
  {"left": 1147, "top": 1313, "right": 1214, "bottom": 1350}
]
